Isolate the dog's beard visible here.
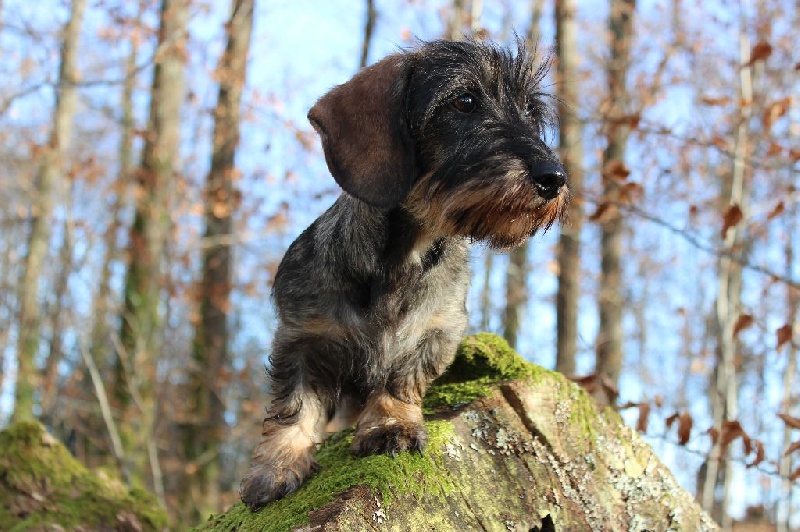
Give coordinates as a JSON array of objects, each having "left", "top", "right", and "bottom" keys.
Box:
[{"left": 406, "top": 164, "right": 569, "bottom": 250}]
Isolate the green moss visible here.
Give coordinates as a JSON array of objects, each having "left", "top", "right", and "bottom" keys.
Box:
[
  {"left": 200, "top": 421, "right": 456, "bottom": 532},
  {"left": 425, "top": 333, "right": 547, "bottom": 410},
  {"left": 0, "top": 422, "right": 167, "bottom": 531},
  {"left": 202, "top": 334, "right": 558, "bottom": 531}
]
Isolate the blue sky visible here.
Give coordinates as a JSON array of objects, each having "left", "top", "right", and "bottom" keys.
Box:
[{"left": 1, "top": 0, "right": 798, "bottom": 521}]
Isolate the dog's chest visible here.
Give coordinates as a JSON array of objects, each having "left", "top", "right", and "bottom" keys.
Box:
[{"left": 368, "top": 244, "right": 469, "bottom": 355}]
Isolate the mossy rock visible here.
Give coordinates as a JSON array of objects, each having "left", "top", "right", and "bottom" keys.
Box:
[
  {"left": 200, "top": 333, "right": 718, "bottom": 531},
  {"left": 0, "top": 421, "right": 168, "bottom": 531},
  {"left": 424, "top": 332, "right": 548, "bottom": 411}
]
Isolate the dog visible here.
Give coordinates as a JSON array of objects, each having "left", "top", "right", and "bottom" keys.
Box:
[{"left": 240, "top": 38, "right": 569, "bottom": 510}]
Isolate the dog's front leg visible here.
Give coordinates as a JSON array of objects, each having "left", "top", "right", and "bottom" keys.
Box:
[
  {"left": 239, "top": 390, "right": 325, "bottom": 508},
  {"left": 350, "top": 388, "right": 427, "bottom": 457},
  {"left": 239, "top": 336, "right": 329, "bottom": 509}
]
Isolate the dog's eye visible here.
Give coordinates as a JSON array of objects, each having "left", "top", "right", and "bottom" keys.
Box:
[{"left": 452, "top": 93, "right": 477, "bottom": 113}]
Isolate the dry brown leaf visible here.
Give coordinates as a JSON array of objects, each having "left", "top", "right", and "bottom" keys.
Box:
[
  {"left": 570, "top": 373, "right": 619, "bottom": 405},
  {"left": 767, "top": 201, "right": 785, "bottom": 221},
  {"left": 711, "top": 135, "right": 729, "bottom": 149},
  {"left": 777, "top": 324, "right": 793, "bottom": 351},
  {"left": 749, "top": 40, "right": 773, "bottom": 64},
  {"left": 747, "top": 440, "right": 765, "bottom": 468},
  {"left": 589, "top": 202, "right": 619, "bottom": 224},
  {"left": 721, "top": 204, "right": 743, "bottom": 238},
  {"left": 719, "top": 420, "right": 747, "bottom": 454},
  {"left": 784, "top": 440, "right": 800, "bottom": 456},
  {"left": 762, "top": 97, "right": 791, "bottom": 129},
  {"left": 602, "top": 159, "right": 631, "bottom": 181},
  {"left": 766, "top": 142, "right": 783, "bottom": 157},
  {"left": 779, "top": 413, "right": 800, "bottom": 430},
  {"left": 618, "top": 182, "right": 644, "bottom": 204},
  {"left": 733, "top": 314, "right": 755, "bottom": 336},
  {"left": 637, "top": 402, "right": 651, "bottom": 433},
  {"left": 700, "top": 95, "right": 731, "bottom": 106},
  {"left": 666, "top": 412, "right": 679, "bottom": 429},
  {"left": 677, "top": 412, "right": 693, "bottom": 445},
  {"left": 790, "top": 467, "right": 800, "bottom": 482},
  {"left": 654, "top": 395, "right": 664, "bottom": 408}
]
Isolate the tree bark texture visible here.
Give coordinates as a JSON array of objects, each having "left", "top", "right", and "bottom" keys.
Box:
[
  {"left": 501, "top": 1, "right": 544, "bottom": 352},
  {"left": 202, "top": 334, "right": 718, "bottom": 532},
  {"left": 554, "top": 0, "right": 585, "bottom": 375},
  {"left": 180, "top": 0, "right": 254, "bottom": 522},
  {"left": 596, "top": 0, "right": 635, "bottom": 394},
  {"left": 503, "top": 245, "right": 527, "bottom": 350},
  {"left": 12, "top": 0, "right": 85, "bottom": 423},
  {"left": 116, "top": 0, "right": 188, "bottom": 491},
  {"left": 81, "top": 39, "right": 138, "bottom": 470},
  {"left": 702, "top": 5, "right": 754, "bottom": 524}
]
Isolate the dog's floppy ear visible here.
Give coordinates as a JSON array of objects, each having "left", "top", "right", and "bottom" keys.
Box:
[{"left": 308, "top": 55, "right": 415, "bottom": 208}]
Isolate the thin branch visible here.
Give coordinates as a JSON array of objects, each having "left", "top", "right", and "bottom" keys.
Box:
[
  {"left": 0, "top": 52, "right": 157, "bottom": 116},
  {"left": 622, "top": 202, "right": 798, "bottom": 289},
  {"left": 76, "top": 323, "right": 129, "bottom": 484}
]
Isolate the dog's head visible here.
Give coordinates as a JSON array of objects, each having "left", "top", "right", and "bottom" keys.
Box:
[{"left": 308, "top": 39, "right": 569, "bottom": 249}]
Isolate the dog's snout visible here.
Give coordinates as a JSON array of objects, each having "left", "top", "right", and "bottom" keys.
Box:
[{"left": 531, "top": 161, "right": 566, "bottom": 200}]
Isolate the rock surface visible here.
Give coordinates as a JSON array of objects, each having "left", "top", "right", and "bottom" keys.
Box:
[{"left": 200, "top": 333, "right": 718, "bottom": 532}]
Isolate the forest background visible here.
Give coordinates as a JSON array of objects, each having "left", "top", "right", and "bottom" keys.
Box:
[{"left": 0, "top": 0, "right": 798, "bottom": 529}]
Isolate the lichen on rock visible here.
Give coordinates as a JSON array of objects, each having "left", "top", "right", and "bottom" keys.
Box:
[{"left": 199, "top": 333, "right": 718, "bottom": 532}]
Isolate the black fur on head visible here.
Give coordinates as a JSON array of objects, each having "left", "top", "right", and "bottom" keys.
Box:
[{"left": 401, "top": 38, "right": 569, "bottom": 249}]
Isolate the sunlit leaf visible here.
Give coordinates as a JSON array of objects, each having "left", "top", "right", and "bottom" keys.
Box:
[
  {"left": 747, "top": 440, "right": 765, "bottom": 468},
  {"left": 778, "top": 413, "right": 800, "bottom": 430},
  {"left": 776, "top": 325, "right": 793, "bottom": 351},
  {"left": 733, "top": 314, "right": 754, "bottom": 336},
  {"left": 748, "top": 40, "right": 773, "bottom": 64},
  {"left": 783, "top": 441, "right": 800, "bottom": 457},
  {"left": 636, "top": 402, "right": 651, "bottom": 433},
  {"left": 677, "top": 412, "right": 693, "bottom": 445},
  {"left": 721, "top": 204, "right": 743, "bottom": 238}
]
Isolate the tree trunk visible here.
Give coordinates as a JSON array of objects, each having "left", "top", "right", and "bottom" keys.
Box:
[
  {"left": 116, "top": 0, "right": 188, "bottom": 494},
  {"left": 501, "top": 1, "right": 544, "bottom": 352},
  {"left": 81, "top": 39, "right": 138, "bottom": 470},
  {"left": 180, "top": 0, "right": 253, "bottom": 521},
  {"left": 445, "top": 0, "right": 468, "bottom": 40},
  {"left": 202, "top": 334, "right": 718, "bottom": 531},
  {"left": 554, "top": 0, "right": 584, "bottom": 375},
  {"left": 40, "top": 213, "right": 73, "bottom": 424},
  {"left": 776, "top": 10, "right": 798, "bottom": 529},
  {"left": 503, "top": 245, "right": 526, "bottom": 350},
  {"left": 595, "top": 0, "right": 635, "bottom": 397},
  {"left": 702, "top": 5, "right": 754, "bottom": 524},
  {"left": 12, "top": 0, "right": 85, "bottom": 423}
]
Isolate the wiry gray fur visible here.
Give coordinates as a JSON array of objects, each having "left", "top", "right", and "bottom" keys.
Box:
[{"left": 240, "top": 38, "right": 569, "bottom": 510}]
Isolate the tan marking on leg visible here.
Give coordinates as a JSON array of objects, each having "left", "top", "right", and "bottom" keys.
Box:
[
  {"left": 240, "top": 392, "right": 326, "bottom": 508},
  {"left": 350, "top": 391, "right": 427, "bottom": 456},
  {"left": 356, "top": 392, "right": 423, "bottom": 430},
  {"left": 325, "top": 395, "right": 363, "bottom": 434}
]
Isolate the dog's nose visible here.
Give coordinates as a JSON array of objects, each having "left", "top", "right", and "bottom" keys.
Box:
[{"left": 532, "top": 161, "right": 567, "bottom": 200}]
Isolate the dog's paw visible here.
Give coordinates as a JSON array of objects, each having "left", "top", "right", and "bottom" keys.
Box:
[
  {"left": 239, "top": 457, "right": 320, "bottom": 510},
  {"left": 350, "top": 421, "right": 428, "bottom": 457}
]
